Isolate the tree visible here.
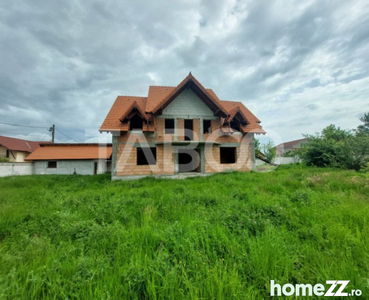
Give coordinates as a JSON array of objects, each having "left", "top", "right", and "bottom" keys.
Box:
[
  {"left": 356, "top": 113, "right": 369, "bottom": 136},
  {"left": 262, "top": 141, "right": 276, "bottom": 162},
  {"left": 254, "top": 138, "right": 276, "bottom": 163},
  {"left": 298, "top": 123, "right": 369, "bottom": 171},
  {"left": 254, "top": 138, "right": 261, "bottom": 153}
]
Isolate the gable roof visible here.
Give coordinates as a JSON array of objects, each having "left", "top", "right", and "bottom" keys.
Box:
[
  {"left": 25, "top": 144, "right": 112, "bottom": 161},
  {"left": 100, "top": 96, "right": 147, "bottom": 132},
  {"left": 145, "top": 86, "right": 175, "bottom": 112},
  {"left": 148, "top": 73, "right": 229, "bottom": 117},
  {"left": 119, "top": 100, "right": 148, "bottom": 122},
  {"left": 100, "top": 74, "right": 265, "bottom": 134},
  {"left": 0, "top": 135, "right": 47, "bottom": 153},
  {"left": 220, "top": 100, "right": 261, "bottom": 124}
]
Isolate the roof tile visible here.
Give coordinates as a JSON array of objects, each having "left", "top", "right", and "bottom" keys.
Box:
[
  {"left": 100, "top": 75, "right": 265, "bottom": 134},
  {"left": 25, "top": 144, "right": 112, "bottom": 161},
  {"left": 0, "top": 135, "right": 47, "bottom": 152}
]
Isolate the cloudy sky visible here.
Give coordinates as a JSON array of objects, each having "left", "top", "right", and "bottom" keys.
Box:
[{"left": 1, "top": 0, "right": 369, "bottom": 144}]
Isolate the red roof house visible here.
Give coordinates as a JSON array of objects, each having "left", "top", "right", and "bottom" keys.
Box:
[
  {"left": 0, "top": 135, "right": 47, "bottom": 162},
  {"left": 100, "top": 73, "right": 265, "bottom": 179},
  {"left": 275, "top": 138, "right": 306, "bottom": 155}
]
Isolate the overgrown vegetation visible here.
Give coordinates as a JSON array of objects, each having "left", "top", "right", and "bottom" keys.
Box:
[
  {"left": 254, "top": 139, "right": 276, "bottom": 162},
  {"left": 298, "top": 114, "right": 369, "bottom": 170},
  {"left": 0, "top": 166, "right": 368, "bottom": 299}
]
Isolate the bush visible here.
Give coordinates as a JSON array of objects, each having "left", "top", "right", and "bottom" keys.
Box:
[{"left": 298, "top": 124, "right": 369, "bottom": 171}]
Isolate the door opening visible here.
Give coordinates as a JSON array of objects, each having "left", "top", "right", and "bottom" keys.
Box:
[{"left": 178, "top": 149, "right": 200, "bottom": 173}]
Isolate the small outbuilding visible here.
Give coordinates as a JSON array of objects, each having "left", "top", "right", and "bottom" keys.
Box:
[{"left": 25, "top": 143, "right": 112, "bottom": 175}]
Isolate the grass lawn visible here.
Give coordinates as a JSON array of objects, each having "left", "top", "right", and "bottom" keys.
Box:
[{"left": 0, "top": 165, "right": 368, "bottom": 299}]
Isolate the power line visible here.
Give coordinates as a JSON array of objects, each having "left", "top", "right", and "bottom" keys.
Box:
[
  {"left": 40, "top": 132, "right": 51, "bottom": 142},
  {"left": 0, "top": 121, "right": 49, "bottom": 129},
  {"left": 0, "top": 121, "right": 80, "bottom": 143},
  {"left": 55, "top": 128, "right": 79, "bottom": 143},
  {"left": 0, "top": 128, "right": 51, "bottom": 141}
]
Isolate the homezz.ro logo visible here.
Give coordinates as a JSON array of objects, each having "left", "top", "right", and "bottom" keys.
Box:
[{"left": 270, "top": 280, "right": 362, "bottom": 297}]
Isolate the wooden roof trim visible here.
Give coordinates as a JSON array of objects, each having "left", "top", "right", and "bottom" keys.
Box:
[
  {"left": 229, "top": 107, "right": 249, "bottom": 124},
  {"left": 149, "top": 73, "right": 229, "bottom": 117},
  {"left": 119, "top": 101, "right": 148, "bottom": 122}
]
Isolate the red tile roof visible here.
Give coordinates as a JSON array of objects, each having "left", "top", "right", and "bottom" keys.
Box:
[
  {"left": 100, "top": 96, "right": 147, "bottom": 132},
  {"left": 119, "top": 99, "right": 148, "bottom": 121},
  {"left": 276, "top": 138, "right": 306, "bottom": 149},
  {"left": 100, "top": 74, "right": 265, "bottom": 134},
  {"left": 146, "top": 86, "right": 175, "bottom": 112},
  {"left": 0, "top": 135, "right": 48, "bottom": 152},
  {"left": 275, "top": 138, "right": 306, "bottom": 154},
  {"left": 220, "top": 100, "right": 261, "bottom": 124},
  {"left": 25, "top": 144, "right": 112, "bottom": 161}
]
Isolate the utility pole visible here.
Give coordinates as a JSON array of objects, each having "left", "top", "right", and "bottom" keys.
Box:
[{"left": 49, "top": 124, "right": 55, "bottom": 143}]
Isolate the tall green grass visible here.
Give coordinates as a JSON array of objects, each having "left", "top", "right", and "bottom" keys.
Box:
[{"left": 0, "top": 165, "right": 368, "bottom": 299}]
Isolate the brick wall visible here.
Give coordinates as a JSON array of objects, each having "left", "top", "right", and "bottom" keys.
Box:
[
  {"left": 114, "top": 116, "right": 253, "bottom": 177},
  {"left": 116, "top": 144, "right": 175, "bottom": 176},
  {"left": 177, "top": 118, "right": 185, "bottom": 141},
  {"left": 193, "top": 118, "right": 200, "bottom": 141},
  {"left": 205, "top": 142, "right": 252, "bottom": 173}
]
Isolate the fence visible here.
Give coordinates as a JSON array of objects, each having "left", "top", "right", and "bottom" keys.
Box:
[
  {"left": 0, "top": 162, "right": 33, "bottom": 177},
  {"left": 273, "top": 157, "right": 301, "bottom": 165}
]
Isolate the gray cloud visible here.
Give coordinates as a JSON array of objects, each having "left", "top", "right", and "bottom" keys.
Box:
[{"left": 0, "top": 0, "right": 369, "bottom": 144}]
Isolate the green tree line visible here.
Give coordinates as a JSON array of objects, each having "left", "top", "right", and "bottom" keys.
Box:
[{"left": 297, "top": 113, "right": 369, "bottom": 171}]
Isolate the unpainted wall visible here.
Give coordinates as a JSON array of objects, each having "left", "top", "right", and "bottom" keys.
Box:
[
  {"left": 34, "top": 160, "right": 109, "bottom": 175},
  {"left": 0, "top": 162, "right": 33, "bottom": 177}
]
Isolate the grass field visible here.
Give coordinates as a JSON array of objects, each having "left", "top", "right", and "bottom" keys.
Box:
[{"left": 0, "top": 165, "right": 368, "bottom": 299}]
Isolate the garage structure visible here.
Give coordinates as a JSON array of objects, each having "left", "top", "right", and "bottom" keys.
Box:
[{"left": 25, "top": 143, "right": 112, "bottom": 175}]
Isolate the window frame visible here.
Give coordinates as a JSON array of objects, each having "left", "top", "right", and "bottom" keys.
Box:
[
  {"left": 165, "top": 119, "right": 175, "bottom": 134},
  {"left": 184, "top": 119, "right": 194, "bottom": 141},
  {"left": 136, "top": 147, "right": 157, "bottom": 165},
  {"left": 47, "top": 161, "right": 57, "bottom": 168},
  {"left": 129, "top": 114, "right": 143, "bottom": 131},
  {"left": 203, "top": 119, "right": 212, "bottom": 134},
  {"left": 220, "top": 147, "right": 237, "bottom": 164}
]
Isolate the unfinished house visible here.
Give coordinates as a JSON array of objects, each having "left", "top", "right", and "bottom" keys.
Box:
[{"left": 100, "top": 73, "right": 265, "bottom": 179}]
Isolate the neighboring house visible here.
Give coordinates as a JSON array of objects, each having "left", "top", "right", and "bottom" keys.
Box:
[
  {"left": 25, "top": 144, "right": 112, "bottom": 175},
  {"left": 275, "top": 138, "right": 306, "bottom": 155},
  {"left": 0, "top": 135, "right": 46, "bottom": 162},
  {"left": 100, "top": 73, "right": 265, "bottom": 179}
]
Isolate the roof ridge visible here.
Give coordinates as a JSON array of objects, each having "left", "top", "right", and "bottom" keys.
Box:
[
  {"left": 220, "top": 100, "right": 243, "bottom": 103},
  {"left": 149, "top": 73, "right": 229, "bottom": 116},
  {"left": 117, "top": 95, "right": 147, "bottom": 98},
  {"left": 0, "top": 135, "right": 39, "bottom": 143},
  {"left": 149, "top": 85, "right": 175, "bottom": 88},
  {"left": 276, "top": 138, "right": 306, "bottom": 147}
]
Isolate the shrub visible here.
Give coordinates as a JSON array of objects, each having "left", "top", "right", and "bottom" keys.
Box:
[{"left": 298, "top": 124, "right": 369, "bottom": 171}]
